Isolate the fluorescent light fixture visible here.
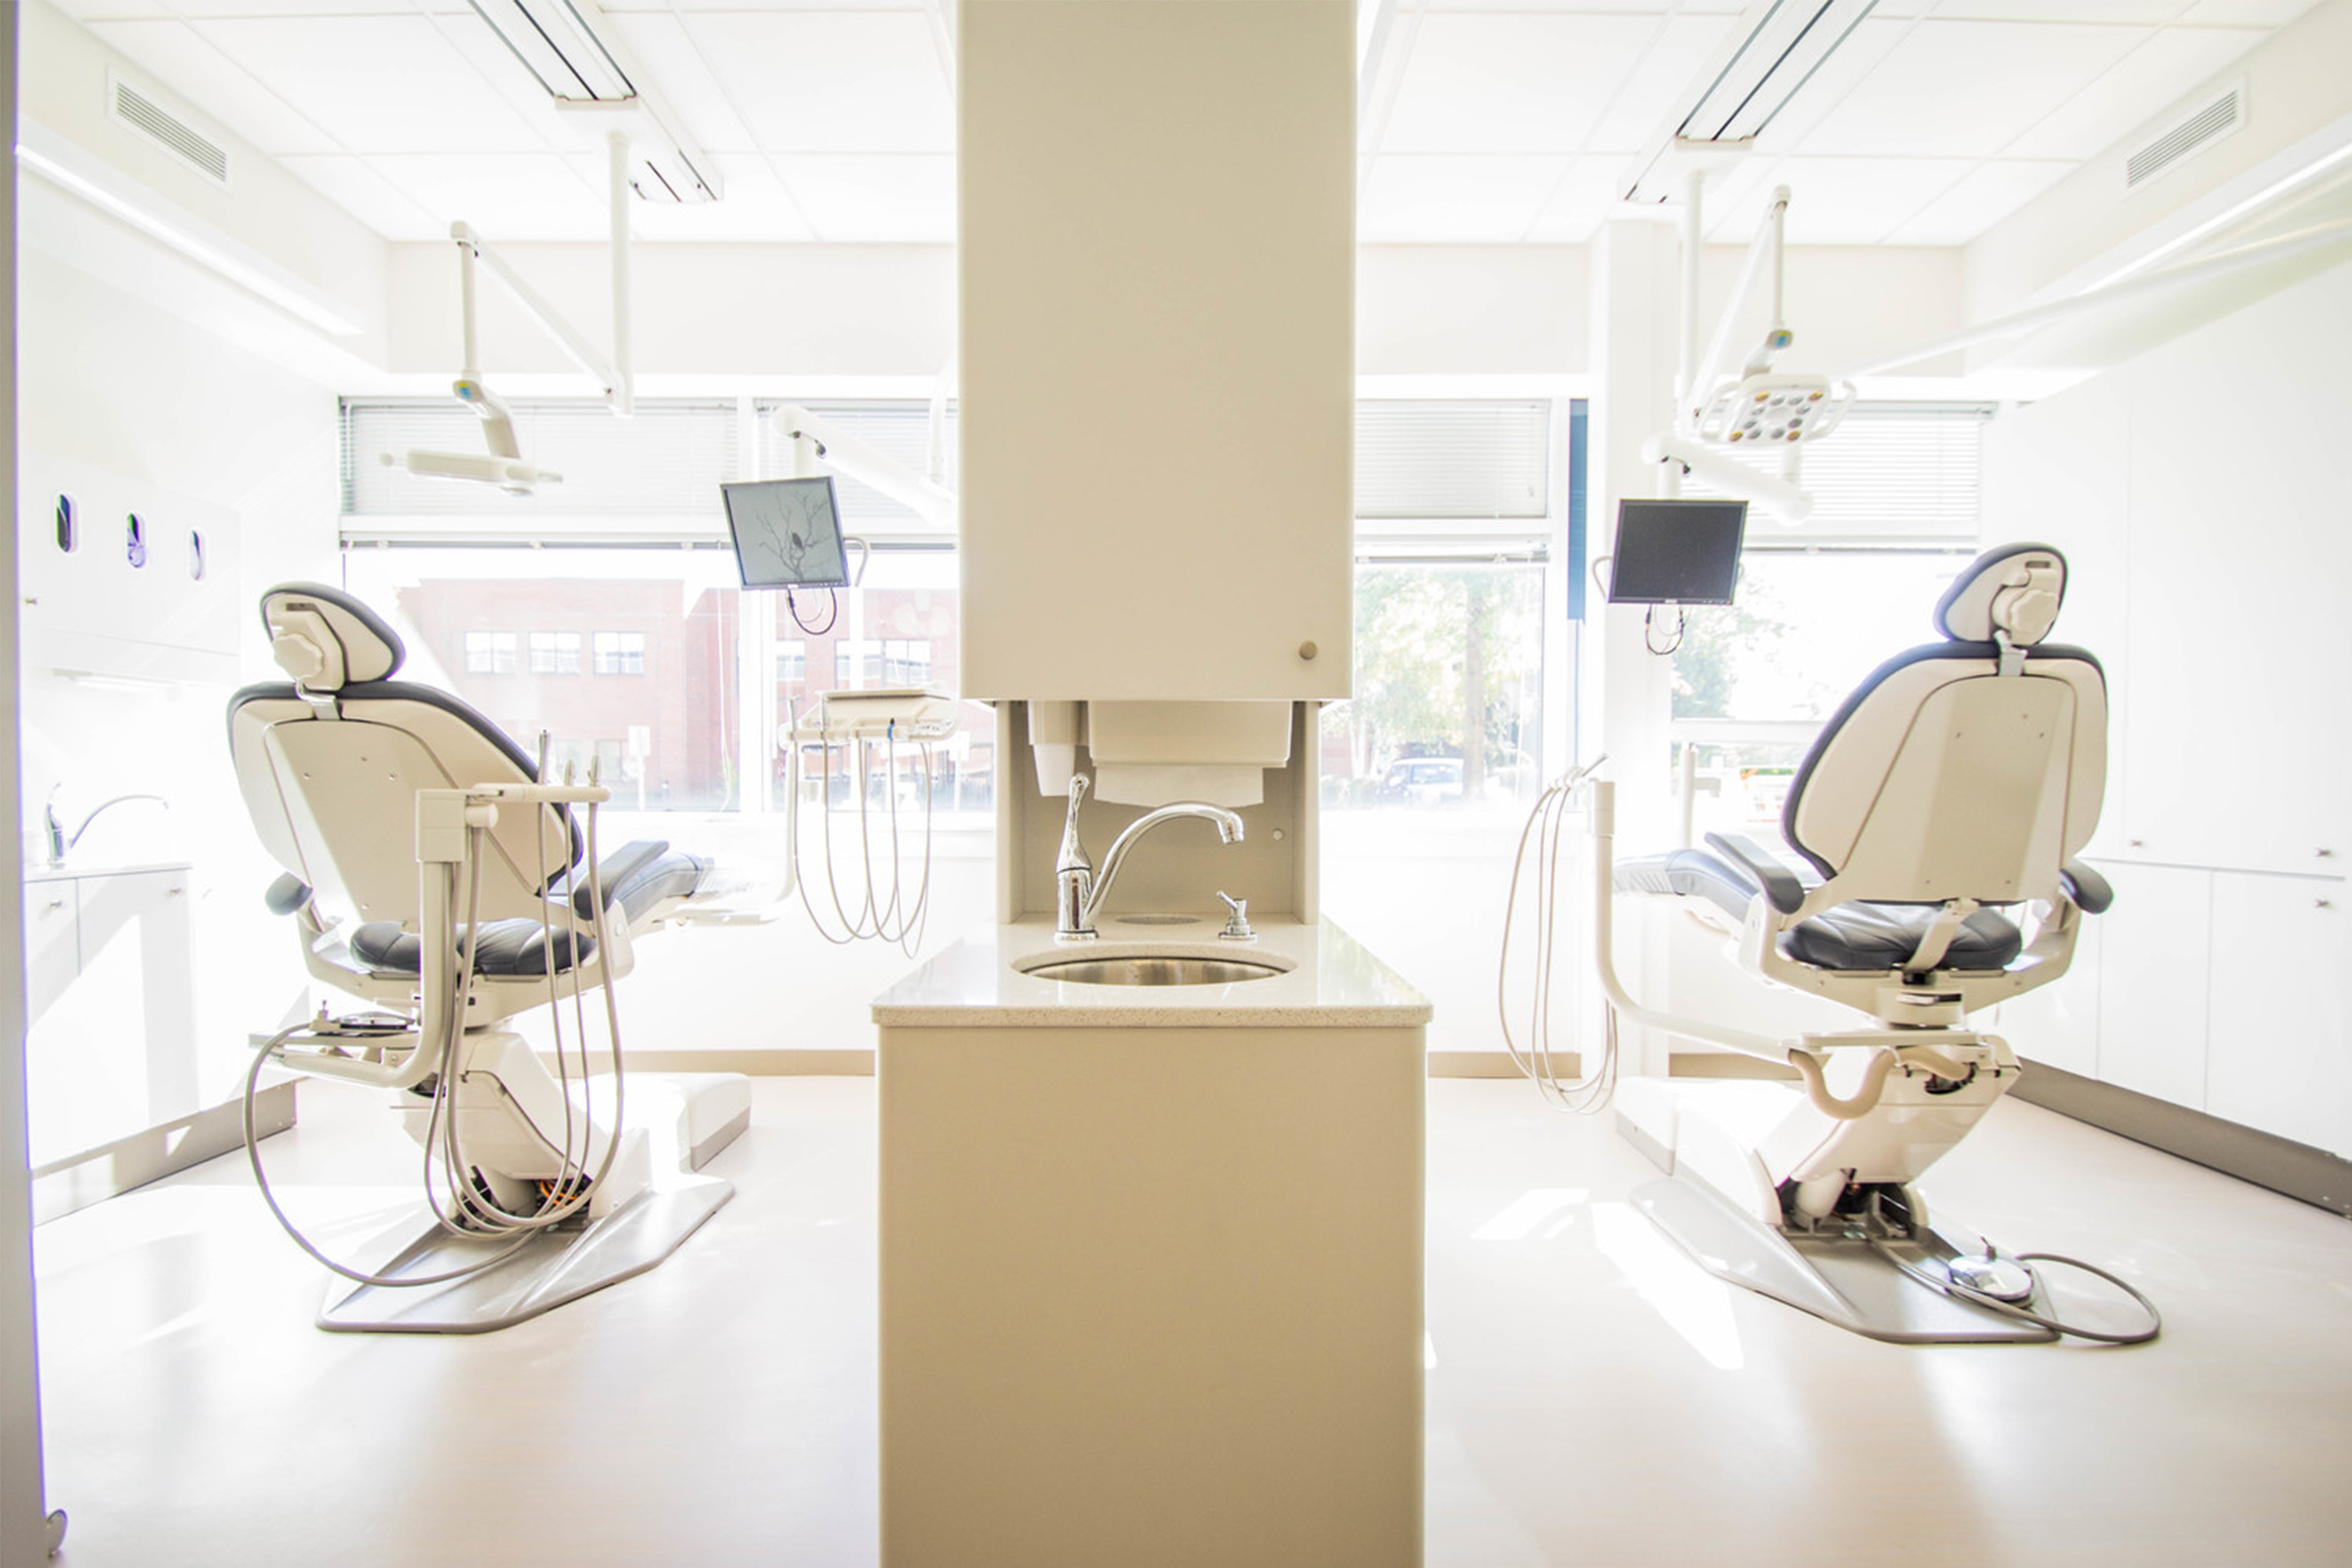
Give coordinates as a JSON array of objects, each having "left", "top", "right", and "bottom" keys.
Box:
[
  {"left": 466, "top": 0, "right": 722, "bottom": 204},
  {"left": 15, "top": 129, "right": 363, "bottom": 337},
  {"left": 1621, "top": 0, "right": 1880, "bottom": 203}
]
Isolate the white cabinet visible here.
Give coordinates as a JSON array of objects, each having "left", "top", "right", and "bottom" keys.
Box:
[
  {"left": 1988, "top": 908, "right": 2102, "bottom": 1078},
  {"left": 22, "top": 864, "right": 199, "bottom": 1168},
  {"left": 2113, "top": 283, "right": 2352, "bottom": 876},
  {"left": 2093, "top": 861, "right": 2212, "bottom": 1108},
  {"left": 2205, "top": 872, "right": 2350, "bottom": 1158},
  {"left": 956, "top": 0, "right": 1354, "bottom": 703}
]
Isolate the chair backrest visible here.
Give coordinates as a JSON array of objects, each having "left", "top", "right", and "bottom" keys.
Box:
[
  {"left": 1782, "top": 544, "right": 2106, "bottom": 907},
  {"left": 228, "top": 583, "right": 578, "bottom": 932}
]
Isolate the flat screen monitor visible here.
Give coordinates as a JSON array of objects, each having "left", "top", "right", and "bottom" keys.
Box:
[
  {"left": 1607, "top": 498, "right": 1748, "bottom": 605},
  {"left": 721, "top": 477, "right": 851, "bottom": 589}
]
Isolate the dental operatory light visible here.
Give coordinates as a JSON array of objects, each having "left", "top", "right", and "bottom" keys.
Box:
[{"left": 387, "top": 135, "right": 646, "bottom": 495}]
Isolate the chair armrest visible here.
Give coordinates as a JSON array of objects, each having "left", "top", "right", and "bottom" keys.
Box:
[
  {"left": 1702, "top": 832, "right": 1807, "bottom": 916},
  {"left": 569, "top": 839, "right": 672, "bottom": 918},
  {"left": 265, "top": 873, "right": 312, "bottom": 916},
  {"left": 2060, "top": 859, "right": 2114, "bottom": 915}
]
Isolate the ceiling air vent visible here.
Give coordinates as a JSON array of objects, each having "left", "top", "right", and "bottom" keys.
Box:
[
  {"left": 2125, "top": 81, "right": 2244, "bottom": 192},
  {"left": 108, "top": 75, "right": 230, "bottom": 188}
]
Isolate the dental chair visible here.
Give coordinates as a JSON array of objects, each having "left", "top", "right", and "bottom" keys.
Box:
[
  {"left": 1597, "top": 543, "right": 2148, "bottom": 1343},
  {"left": 228, "top": 582, "right": 748, "bottom": 1332}
]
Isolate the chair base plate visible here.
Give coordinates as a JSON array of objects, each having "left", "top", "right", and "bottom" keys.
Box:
[
  {"left": 317, "top": 1175, "right": 733, "bottom": 1334},
  {"left": 1635, "top": 1175, "right": 2055, "bottom": 1345}
]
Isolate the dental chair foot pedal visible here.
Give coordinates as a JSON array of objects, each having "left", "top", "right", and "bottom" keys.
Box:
[
  {"left": 667, "top": 1073, "right": 751, "bottom": 1170},
  {"left": 606, "top": 1073, "right": 750, "bottom": 1171}
]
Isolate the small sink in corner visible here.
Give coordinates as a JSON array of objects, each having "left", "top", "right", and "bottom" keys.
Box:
[{"left": 1014, "top": 950, "right": 1294, "bottom": 987}]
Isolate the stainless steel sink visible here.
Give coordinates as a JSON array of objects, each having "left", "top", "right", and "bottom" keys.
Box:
[{"left": 1022, "top": 954, "right": 1286, "bottom": 987}]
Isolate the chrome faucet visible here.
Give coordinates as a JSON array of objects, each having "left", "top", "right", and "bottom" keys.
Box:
[
  {"left": 44, "top": 792, "right": 169, "bottom": 867},
  {"left": 1055, "top": 775, "right": 1245, "bottom": 939}
]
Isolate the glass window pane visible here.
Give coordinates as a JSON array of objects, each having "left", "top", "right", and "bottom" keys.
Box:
[
  {"left": 1671, "top": 551, "right": 1971, "bottom": 724},
  {"left": 1320, "top": 560, "right": 1545, "bottom": 814},
  {"left": 769, "top": 554, "right": 994, "bottom": 819},
  {"left": 341, "top": 548, "right": 741, "bottom": 810}
]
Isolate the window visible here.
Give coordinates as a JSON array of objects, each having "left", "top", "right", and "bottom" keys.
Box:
[
  {"left": 529, "top": 630, "right": 581, "bottom": 674},
  {"left": 463, "top": 631, "right": 516, "bottom": 674},
  {"left": 886, "top": 639, "right": 931, "bottom": 686},
  {"left": 834, "top": 640, "right": 878, "bottom": 688},
  {"left": 1322, "top": 560, "right": 1545, "bottom": 813},
  {"left": 593, "top": 632, "right": 647, "bottom": 676},
  {"left": 776, "top": 640, "right": 806, "bottom": 686},
  {"left": 1670, "top": 404, "right": 1991, "bottom": 849}
]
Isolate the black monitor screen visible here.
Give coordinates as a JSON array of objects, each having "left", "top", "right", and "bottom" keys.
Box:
[
  {"left": 1607, "top": 498, "right": 1748, "bottom": 605},
  {"left": 721, "top": 477, "right": 850, "bottom": 588}
]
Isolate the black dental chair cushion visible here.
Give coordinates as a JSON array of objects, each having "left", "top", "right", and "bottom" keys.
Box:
[
  {"left": 1615, "top": 848, "right": 2024, "bottom": 971},
  {"left": 350, "top": 920, "right": 592, "bottom": 979},
  {"left": 561, "top": 839, "right": 711, "bottom": 924}
]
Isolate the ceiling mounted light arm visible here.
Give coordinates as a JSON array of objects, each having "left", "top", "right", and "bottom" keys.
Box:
[
  {"left": 772, "top": 404, "right": 959, "bottom": 528},
  {"left": 1686, "top": 186, "right": 1795, "bottom": 429}
]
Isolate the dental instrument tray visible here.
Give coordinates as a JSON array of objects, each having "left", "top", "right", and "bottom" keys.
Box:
[{"left": 792, "top": 685, "right": 960, "bottom": 741}]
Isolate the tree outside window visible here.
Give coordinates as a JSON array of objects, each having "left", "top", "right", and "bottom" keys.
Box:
[{"left": 1322, "top": 561, "right": 1543, "bottom": 809}]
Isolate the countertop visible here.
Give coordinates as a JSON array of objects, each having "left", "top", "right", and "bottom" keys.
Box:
[{"left": 871, "top": 916, "right": 1433, "bottom": 1029}]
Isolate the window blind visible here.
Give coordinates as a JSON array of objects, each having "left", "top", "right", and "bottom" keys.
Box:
[
  {"left": 1355, "top": 400, "right": 1550, "bottom": 521},
  {"left": 340, "top": 398, "right": 739, "bottom": 520},
  {"left": 1681, "top": 403, "right": 1991, "bottom": 546},
  {"left": 753, "top": 400, "right": 959, "bottom": 529}
]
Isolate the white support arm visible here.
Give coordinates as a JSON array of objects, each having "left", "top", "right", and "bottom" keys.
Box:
[
  {"left": 771, "top": 403, "right": 959, "bottom": 526},
  {"left": 1686, "top": 186, "right": 1790, "bottom": 428},
  {"left": 451, "top": 220, "right": 628, "bottom": 408},
  {"left": 1587, "top": 779, "right": 1788, "bottom": 1062}
]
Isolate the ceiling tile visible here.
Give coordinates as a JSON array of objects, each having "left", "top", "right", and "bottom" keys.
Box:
[
  {"left": 277, "top": 152, "right": 446, "bottom": 241},
  {"left": 86, "top": 19, "right": 340, "bottom": 157},
  {"left": 1379, "top": 12, "right": 1670, "bottom": 154},
  {"left": 2174, "top": 0, "right": 2326, "bottom": 20},
  {"left": 363, "top": 152, "right": 612, "bottom": 240},
  {"left": 598, "top": 12, "right": 760, "bottom": 154},
  {"left": 1359, "top": 154, "right": 1571, "bottom": 243},
  {"left": 682, "top": 12, "right": 952, "bottom": 153},
  {"left": 1714, "top": 15, "right": 1912, "bottom": 153},
  {"left": 1795, "top": 20, "right": 2151, "bottom": 160},
  {"left": 1704, "top": 155, "right": 1979, "bottom": 245},
  {"left": 2004, "top": 25, "right": 2267, "bottom": 159},
  {"left": 1880, "top": 158, "right": 2075, "bottom": 244},
  {"left": 1929, "top": 1, "right": 2193, "bottom": 18},
  {"left": 189, "top": 15, "right": 553, "bottom": 155},
  {"left": 1522, "top": 158, "right": 1628, "bottom": 243},
  {"left": 624, "top": 154, "right": 820, "bottom": 242},
  {"left": 1583, "top": 13, "right": 1740, "bottom": 155},
  {"left": 774, "top": 153, "right": 955, "bottom": 242}
]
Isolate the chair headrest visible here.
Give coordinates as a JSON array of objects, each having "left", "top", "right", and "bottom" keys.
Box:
[
  {"left": 1932, "top": 543, "right": 2067, "bottom": 646},
  {"left": 258, "top": 582, "right": 406, "bottom": 691}
]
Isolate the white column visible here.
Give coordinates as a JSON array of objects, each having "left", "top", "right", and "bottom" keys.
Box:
[
  {"left": 1584, "top": 214, "right": 1684, "bottom": 1076},
  {"left": 1, "top": 1, "right": 56, "bottom": 1555}
]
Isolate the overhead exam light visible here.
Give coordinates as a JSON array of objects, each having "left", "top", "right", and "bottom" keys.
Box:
[
  {"left": 1620, "top": 0, "right": 1880, "bottom": 204},
  {"left": 466, "top": 0, "right": 721, "bottom": 204}
]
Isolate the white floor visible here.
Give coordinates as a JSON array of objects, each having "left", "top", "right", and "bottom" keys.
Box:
[{"left": 30, "top": 1075, "right": 2352, "bottom": 1566}]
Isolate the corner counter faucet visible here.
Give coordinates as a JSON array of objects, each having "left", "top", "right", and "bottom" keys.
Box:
[
  {"left": 44, "top": 792, "right": 169, "bottom": 867},
  {"left": 1055, "top": 774, "right": 1245, "bottom": 940}
]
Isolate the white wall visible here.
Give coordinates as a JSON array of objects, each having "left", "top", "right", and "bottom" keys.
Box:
[
  {"left": 16, "top": 245, "right": 342, "bottom": 1108},
  {"left": 1965, "top": 0, "right": 2352, "bottom": 325},
  {"left": 1981, "top": 255, "right": 2352, "bottom": 1157}
]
